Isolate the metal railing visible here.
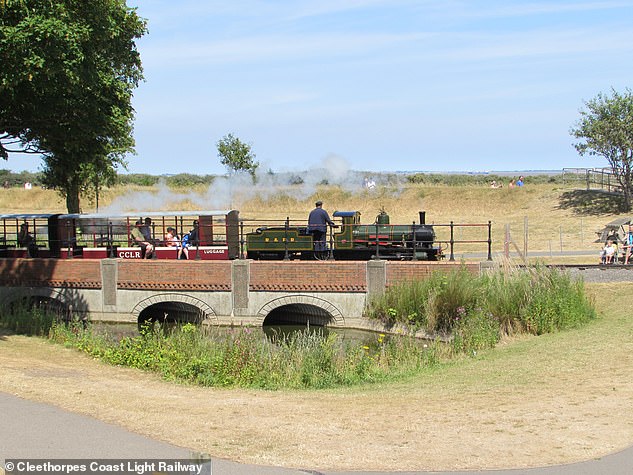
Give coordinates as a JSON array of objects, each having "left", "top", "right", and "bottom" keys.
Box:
[{"left": 563, "top": 167, "right": 624, "bottom": 194}]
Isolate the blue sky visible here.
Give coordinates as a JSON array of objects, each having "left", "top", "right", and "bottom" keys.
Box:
[{"left": 8, "top": 0, "right": 633, "bottom": 175}]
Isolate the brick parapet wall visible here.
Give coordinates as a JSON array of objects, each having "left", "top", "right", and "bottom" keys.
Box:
[
  {"left": 249, "top": 261, "right": 367, "bottom": 292},
  {"left": 117, "top": 260, "right": 232, "bottom": 291},
  {"left": 0, "top": 258, "right": 481, "bottom": 292},
  {"left": 0, "top": 258, "right": 102, "bottom": 288},
  {"left": 386, "top": 261, "right": 479, "bottom": 286}
]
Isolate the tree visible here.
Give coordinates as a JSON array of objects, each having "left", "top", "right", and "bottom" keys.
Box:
[
  {"left": 216, "top": 133, "right": 259, "bottom": 180},
  {"left": 571, "top": 88, "right": 633, "bottom": 211},
  {"left": 0, "top": 0, "right": 147, "bottom": 212}
]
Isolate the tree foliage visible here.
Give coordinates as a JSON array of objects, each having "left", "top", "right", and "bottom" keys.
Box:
[
  {"left": 571, "top": 88, "right": 633, "bottom": 212},
  {"left": 0, "top": 0, "right": 147, "bottom": 212},
  {"left": 216, "top": 133, "right": 259, "bottom": 179}
]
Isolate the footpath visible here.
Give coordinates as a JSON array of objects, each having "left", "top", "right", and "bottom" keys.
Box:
[{"left": 2, "top": 392, "right": 632, "bottom": 475}]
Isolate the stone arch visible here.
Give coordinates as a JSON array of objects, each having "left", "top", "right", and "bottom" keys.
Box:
[
  {"left": 256, "top": 295, "right": 344, "bottom": 327},
  {"left": 131, "top": 293, "right": 217, "bottom": 324},
  {"left": 3, "top": 287, "right": 78, "bottom": 314}
]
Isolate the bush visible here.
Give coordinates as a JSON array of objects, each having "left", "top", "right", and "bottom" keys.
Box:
[
  {"left": 366, "top": 265, "right": 596, "bottom": 354},
  {"left": 0, "top": 305, "right": 57, "bottom": 336}
]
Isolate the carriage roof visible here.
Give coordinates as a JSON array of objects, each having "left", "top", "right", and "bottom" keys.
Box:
[{"left": 57, "top": 210, "right": 237, "bottom": 220}]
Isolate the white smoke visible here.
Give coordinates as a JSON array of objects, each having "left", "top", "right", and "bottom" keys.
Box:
[{"left": 102, "top": 155, "right": 395, "bottom": 214}]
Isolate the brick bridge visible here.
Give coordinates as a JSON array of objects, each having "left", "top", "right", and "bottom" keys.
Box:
[{"left": 0, "top": 259, "right": 482, "bottom": 329}]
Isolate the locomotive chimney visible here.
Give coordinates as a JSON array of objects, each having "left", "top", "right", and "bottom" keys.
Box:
[{"left": 419, "top": 211, "right": 426, "bottom": 225}]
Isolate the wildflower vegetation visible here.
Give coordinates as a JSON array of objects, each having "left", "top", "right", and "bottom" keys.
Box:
[
  {"left": 42, "top": 323, "right": 438, "bottom": 389},
  {"left": 366, "top": 265, "right": 596, "bottom": 355}
]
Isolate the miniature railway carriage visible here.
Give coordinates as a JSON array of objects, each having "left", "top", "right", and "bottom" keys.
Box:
[
  {"left": 245, "top": 210, "right": 441, "bottom": 260},
  {"left": 0, "top": 213, "right": 62, "bottom": 258},
  {"left": 0, "top": 210, "right": 240, "bottom": 260}
]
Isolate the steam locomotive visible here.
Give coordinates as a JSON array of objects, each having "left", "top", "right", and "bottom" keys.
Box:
[{"left": 245, "top": 210, "right": 441, "bottom": 261}]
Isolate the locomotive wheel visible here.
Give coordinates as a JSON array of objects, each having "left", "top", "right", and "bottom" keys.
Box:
[{"left": 313, "top": 250, "right": 329, "bottom": 260}]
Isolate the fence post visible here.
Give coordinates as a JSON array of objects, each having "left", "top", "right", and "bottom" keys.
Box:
[
  {"left": 449, "top": 221, "right": 455, "bottom": 261},
  {"left": 328, "top": 226, "right": 334, "bottom": 260},
  {"left": 194, "top": 221, "right": 200, "bottom": 260},
  {"left": 487, "top": 221, "right": 492, "bottom": 261},
  {"left": 504, "top": 224, "right": 510, "bottom": 258},
  {"left": 559, "top": 225, "right": 563, "bottom": 253},
  {"left": 283, "top": 217, "right": 289, "bottom": 261},
  {"left": 108, "top": 221, "right": 115, "bottom": 258},
  {"left": 66, "top": 220, "right": 72, "bottom": 259},
  {"left": 524, "top": 216, "right": 528, "bottom": 260},
  {"left": 239, "top": 221, "right": 245, "bottom": 259}
]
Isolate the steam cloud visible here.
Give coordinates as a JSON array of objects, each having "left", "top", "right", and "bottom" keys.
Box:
[{"left": 102, "top": 154, "right": 391, "bottom": 214}]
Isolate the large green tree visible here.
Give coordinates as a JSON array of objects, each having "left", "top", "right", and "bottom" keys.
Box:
[
  {"left": 217, "top": 133, "right": 259, "bottom": 180},
  {"left": 0, "top": 0, "right": 146, "bottom": 212},
  {"left": 571, "top": 88, "right": 633, "bottom": 212}
]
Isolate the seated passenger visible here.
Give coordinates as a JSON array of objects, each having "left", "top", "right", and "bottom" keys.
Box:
[
  {"left": 17, "top": 223, "right": 33, "bottom": 247},
  {"left": 131, "top": 219, "right": 154, "bottom": 259},
  {"left": 602, "top": 240, "right": 615, "bottom": 264},
  {"left": 141, "top": 217, "right": 156, "bottom": 244},
  {"left": 178, "top": 220, "right": 199, "bottom": 260},
  {"left": 17, "top": 222, "right": 37, "bottom": 257},
  {"left": 164, "top": 227, "right": 180, "bottom": 247}
]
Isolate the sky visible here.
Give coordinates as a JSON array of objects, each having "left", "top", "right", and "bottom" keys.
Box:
[{"left": 7, "top": 0, "right": 633, "bottom": 175}]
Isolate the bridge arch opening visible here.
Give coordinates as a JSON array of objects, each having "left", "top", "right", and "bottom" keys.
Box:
[
  {"left": 133, "top": 294, "right": 216, "bottom": 328},
  {"left": 263, "top": 303, "right": 334, "bottom": 327},
  {"left": 9, "top": 295, "right": 72, "bottom": 321},
  {"left": 138, "top": 302, "right": 206, "bottom": 327}
]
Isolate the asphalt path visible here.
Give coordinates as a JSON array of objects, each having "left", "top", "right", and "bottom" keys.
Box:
[{"left": 2, "top": 392, "right": 632, "bottom": 475}]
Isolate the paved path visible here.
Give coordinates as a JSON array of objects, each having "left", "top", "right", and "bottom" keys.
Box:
[{"left": 1, "top": 392, "right": 632, "bottom": 475}]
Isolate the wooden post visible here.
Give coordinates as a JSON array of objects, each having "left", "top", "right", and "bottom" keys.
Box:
[
  {"left": 523, "top": 216, "right": 528, "bottom": 260},
  {"left": 559, "top": 225, "right": 563, "bottom": 253}
]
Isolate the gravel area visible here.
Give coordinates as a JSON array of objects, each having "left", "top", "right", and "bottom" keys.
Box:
[{"left": 562, "top": 265, "right": 633, "bottom": 283}]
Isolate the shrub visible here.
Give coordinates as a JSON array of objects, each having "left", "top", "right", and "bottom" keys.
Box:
[{"left": 366, "top": 265, "right": 596, "bottom": 354}]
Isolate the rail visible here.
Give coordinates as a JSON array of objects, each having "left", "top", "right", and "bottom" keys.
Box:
[
  {"left": 432, "top": 221, "right": 493, "bottom": 261},
  {"left": 563, "top": 167, "right": 624, "bottom": 194}
]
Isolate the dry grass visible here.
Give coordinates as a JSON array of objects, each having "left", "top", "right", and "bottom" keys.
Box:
[
  {"left": 0, "top": 182, "right": 620, "bottom": 256},
  {"left": 0, "top": 283, "right": 631, "bottom": 471}
]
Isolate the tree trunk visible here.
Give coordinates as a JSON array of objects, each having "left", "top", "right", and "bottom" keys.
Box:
[
  {"left": 623, "top": 187, "right": 632, "bottom": 213},
  {"left": 65, "top": 181, "right": 81, "bottom": 214}
]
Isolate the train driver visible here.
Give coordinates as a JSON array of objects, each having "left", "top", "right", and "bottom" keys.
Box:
[{"left": 308, "top": 200, "right": 337, "bottom": 251}]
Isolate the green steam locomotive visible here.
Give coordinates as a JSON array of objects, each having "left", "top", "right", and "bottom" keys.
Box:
[{"left": 245, "top": 210, "right": 441, "bottom": 260}]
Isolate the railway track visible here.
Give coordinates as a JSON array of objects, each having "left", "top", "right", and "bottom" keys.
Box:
[{"left": 547, "top": 263, "right": 633, "bottom": 283}]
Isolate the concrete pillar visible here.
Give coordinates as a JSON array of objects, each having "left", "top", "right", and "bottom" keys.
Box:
[
  {"left": 232, "top": 259, "right": 250, "bottom": 316},
  {"left": 366, "top": 260, "right": 386, "bottom": 297},
  {"left": 100, "top": 259, "right": 118, "bottom": 310},
  {"left": 479, "top": 260, "right": 498, "bottom": 275}
]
